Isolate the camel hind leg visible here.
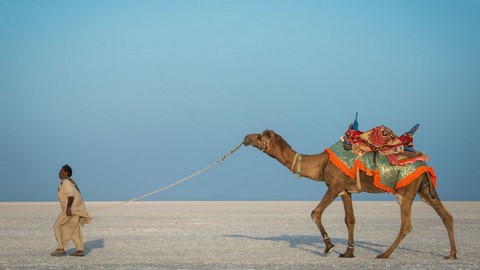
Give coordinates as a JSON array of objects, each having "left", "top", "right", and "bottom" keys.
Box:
[
  {"left": 377, "top": 189, "right": 416, "bottom": 259},
  {"left": 418, "top": 176, "right": 457, "bottom": 260}
]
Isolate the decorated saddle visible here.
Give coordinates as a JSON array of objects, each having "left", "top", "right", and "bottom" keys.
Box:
[
  {"left": 344, "top": 124, "right": 428, "bottom": 166},
  {"left": 344, "top": 125, "right": 416, "bottom": 155},
  {"left": 326, "top": 114, "right": 436, "bottom": 193},
  {"left": 326, "top": 141, "right": 436, "bottom": 194}
]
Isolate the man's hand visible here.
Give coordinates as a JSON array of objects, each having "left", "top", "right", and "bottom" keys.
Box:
[{"left": 66, "top": 207, "right": 72, "bottom": 216}]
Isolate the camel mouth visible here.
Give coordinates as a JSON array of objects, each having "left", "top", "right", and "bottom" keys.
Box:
[{"left": 243, "top": 134, "right": 259, "bottom": 146}]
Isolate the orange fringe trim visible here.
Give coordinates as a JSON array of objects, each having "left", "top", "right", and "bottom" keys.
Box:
[
  {"left": 396, "top": 166, "right": 437, "bottom": 189},
  {"left": 327, "top": 148, "right": 437, "bottom": 194},
  {"left": 325, "top": 148, "right": 356, "bottom": 179},
  {"left": 354, "top": 159, "right": 395, "bottom": 194}
]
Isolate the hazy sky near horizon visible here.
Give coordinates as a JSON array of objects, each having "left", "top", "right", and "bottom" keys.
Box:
[{"left": 1, "top": 1, "right": 479, "bottom": 202}]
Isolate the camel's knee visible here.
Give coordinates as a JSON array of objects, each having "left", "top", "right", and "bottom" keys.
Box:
[
  {"left": 404, "top": 226, "right": 412, "bottom": 235},
  {"left": 443, "top": 211, "right": 454, "bottom": 228},
  {"left": 311, "top": 210, "right": 317, "bottom": 222},
  {"left": 311, "top": 209, "right": 321, "bottom": 223},
  {"left": 344, "top": 215, "right": 355, "bottom": 226},
  {"left": 400, "top": 223, "right": 413, "bottom": 236},
  {"left": 425, "top": 198, "right": 454, "bottom": 225},
  {"left": 444, "top": 211, "right": 454, "bottom": 223}
]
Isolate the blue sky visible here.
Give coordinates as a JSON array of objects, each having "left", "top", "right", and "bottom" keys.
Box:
[{"left": 1, "top": 0, "right": 479, "bottom": 202}]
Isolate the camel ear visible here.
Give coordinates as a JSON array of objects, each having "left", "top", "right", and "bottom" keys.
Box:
[{"left": 266, "top": 130, "right": 275, "bottom": 138}]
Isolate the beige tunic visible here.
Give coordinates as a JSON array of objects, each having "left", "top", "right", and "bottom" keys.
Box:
[
  {"left": 57, "top": 178, "right": 92, "bottom": 223},
  {"left": 54, "top": 178, "right": 92, "bottom": 250}
]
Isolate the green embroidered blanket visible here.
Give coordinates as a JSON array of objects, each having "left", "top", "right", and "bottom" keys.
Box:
[{"left": 326, "top": 141, "right": 436, "bottom": 194}]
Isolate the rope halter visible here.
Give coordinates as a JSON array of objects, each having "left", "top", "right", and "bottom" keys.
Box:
[{"left": 258, "top": 130, "right": 275, "bottom": 153}]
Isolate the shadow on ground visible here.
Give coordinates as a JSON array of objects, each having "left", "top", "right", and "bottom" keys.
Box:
[
  {"left": 66, "top": 239, "right": 105, "bottom": 255},
  {"left": 224, "top": 234, "right": 430, "bottom": 258}
]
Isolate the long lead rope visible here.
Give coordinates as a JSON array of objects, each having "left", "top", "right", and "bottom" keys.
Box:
[{"left": 90, "top": 142, "right": 243, "bottom": 212}]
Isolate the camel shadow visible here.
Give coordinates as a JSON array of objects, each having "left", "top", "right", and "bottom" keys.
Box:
[
  {"left": 66, "top": 239, "right": 105, "bottom": 255},
  {"left": 223, "top": 234, "right": 427, "bottom": 257}
]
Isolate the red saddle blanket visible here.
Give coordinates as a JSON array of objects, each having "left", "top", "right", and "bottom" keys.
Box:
[
  {"left": 387, "top": 151, "right": 429, "bottom": 166},
  {"left": 344, "top": 125, "right": 414, "bottom": 155}
]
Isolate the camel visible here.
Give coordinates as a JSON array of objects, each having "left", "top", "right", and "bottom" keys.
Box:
[{"left": 243, "top": 129, "right": 457, "bottom": 260}]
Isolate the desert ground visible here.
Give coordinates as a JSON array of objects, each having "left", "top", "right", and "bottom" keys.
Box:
[{"left": 0, "top": 201, "right": 478, "bottom": 270}]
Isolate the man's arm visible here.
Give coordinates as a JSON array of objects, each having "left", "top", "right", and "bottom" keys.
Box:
[{"left": 66, "top": 196, "right": 73, "bottom": 216}]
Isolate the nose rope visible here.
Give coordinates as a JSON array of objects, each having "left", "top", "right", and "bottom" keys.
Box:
[{"left": 90, "top": 142, "right": 244, "bottom": 212}]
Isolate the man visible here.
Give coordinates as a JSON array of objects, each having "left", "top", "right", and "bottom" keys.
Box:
[{"left": 51, "top": 164, "right": 92, "bottom": 257}]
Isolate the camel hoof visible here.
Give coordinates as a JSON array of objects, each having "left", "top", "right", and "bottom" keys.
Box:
[
  {"left": 324, "top": 244, "right": 335, "bottom": 254},
  {"left": 376, "top": 253, "right": 389, "bottom": 259},
  {"left": 339, "top": 247, "right": 355, "bottom": 258},
  {"left": 339, "top": 253, "right": 355, "bottom": 258},
  {"left": 446, "top": 254, "right": 457, "bottom": 260}
]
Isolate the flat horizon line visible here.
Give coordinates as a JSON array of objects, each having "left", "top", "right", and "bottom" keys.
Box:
[{"left": 0, "top": 200, "right": 478, "bottom": 203}]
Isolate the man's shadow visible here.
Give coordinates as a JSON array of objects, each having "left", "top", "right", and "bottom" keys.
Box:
[
  {"left": 223, "top": 234, "right": 425, "bottom": 257},
  {"left": 66, "top": 239, "right": 105, "bottom": 255}
]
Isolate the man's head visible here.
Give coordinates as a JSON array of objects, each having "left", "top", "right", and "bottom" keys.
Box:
[{"left": 59, "top": 164, "right": 73, "bottom": 179}]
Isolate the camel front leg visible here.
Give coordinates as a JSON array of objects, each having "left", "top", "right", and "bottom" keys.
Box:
[
  {"left": 377, "top": 193, "right": 415, "bottom": 259},
  {"left": 340, "top": 192, "right": 355, "bottom": 258},
  {"left": 311, "top": 187, "right": 341, "bottom": 254}
]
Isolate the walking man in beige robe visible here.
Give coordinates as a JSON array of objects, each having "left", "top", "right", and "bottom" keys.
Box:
[{"left": 51, "top": 164, "right": 92, "bottom": 257}]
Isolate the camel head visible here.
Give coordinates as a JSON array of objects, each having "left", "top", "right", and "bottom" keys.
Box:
[{"left": 244, "top": 129, "right": 289, "bottom": 155}]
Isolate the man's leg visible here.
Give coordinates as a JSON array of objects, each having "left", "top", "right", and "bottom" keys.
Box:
[
  {"left": 51, "top": 213, "right": 68, "bottom": 256},
  {"left": 69, "top": 216, "right": 85, "bottom": 256}
]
